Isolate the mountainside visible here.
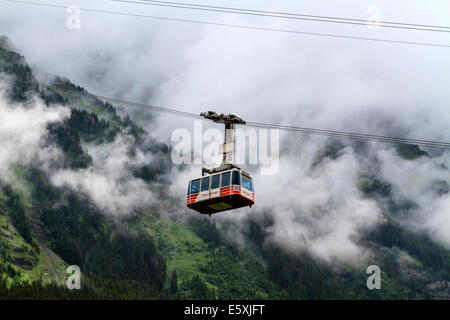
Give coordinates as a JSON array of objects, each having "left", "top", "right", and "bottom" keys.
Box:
[{"left": 1, "top": 36, "right": 450, "bottom": 300}]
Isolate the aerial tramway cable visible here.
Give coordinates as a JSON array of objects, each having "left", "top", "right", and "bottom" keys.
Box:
[
  {"left": 2, "top": 0, "right": 450, "bottom": 48},
  {"left": 1, "top": 77, "right": 450, "bottom": 150},
  {"left": 114, "top": 0, "right": 450, "bottom": 34}
]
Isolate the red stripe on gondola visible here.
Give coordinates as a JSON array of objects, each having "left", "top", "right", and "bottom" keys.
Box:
[
  {"left": 187, "top": 194, "right": 199, "bottom": 203},
  {"left": 220, "top": 186, "right": 231, "bottom": 195}
]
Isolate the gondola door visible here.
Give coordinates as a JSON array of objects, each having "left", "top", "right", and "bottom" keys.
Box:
[
  {"left": 209, "top": 174, "right": 221, "bottom": 200},
  {"left": 198, "top": 176, "right": 210, "bottom": 202}
]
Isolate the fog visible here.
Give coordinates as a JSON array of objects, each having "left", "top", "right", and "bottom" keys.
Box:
[
  {"left": 1, "top": 0, "right": 450, "bottom": 262},
  {"left": 0, "top": 83, "right": 68, "bottom": 182},
  {"left": 51, "top": 134, "right": 155, "bottom": 215}
]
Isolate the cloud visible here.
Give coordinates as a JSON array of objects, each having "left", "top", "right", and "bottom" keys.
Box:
[
  {"left": 1, "top": 0, "right": 450, "bottom": 262},
  {"left": 377, "top": 148, "right": 450, "bottom": 248},
  {"left": 208, "top": 139, "right": 381, "bottom": 263},
  {"left": 0, "top": 78, "right": 156, "bottom": 217},
  {"left": 0, "top": 82, "right": 69, "bottom": 182},
  {"left": 51, "top": 134, "right": 154, "bottom": 215}
]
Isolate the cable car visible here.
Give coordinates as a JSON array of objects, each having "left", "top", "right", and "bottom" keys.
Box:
[
  {"left": 186, "top": 111, "right": 255, "bottom": 216},
  {"left": 187, "top": 166, "right": 254, "bottom": 215}
]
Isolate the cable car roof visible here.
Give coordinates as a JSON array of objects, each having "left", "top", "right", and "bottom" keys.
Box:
[{"left": 191, "top": 167, "right": 252, "bottom": 182}]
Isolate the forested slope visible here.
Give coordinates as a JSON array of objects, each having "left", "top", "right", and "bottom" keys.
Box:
[{"left": 1, "top": 36, "right": 449, "bottom": 300}]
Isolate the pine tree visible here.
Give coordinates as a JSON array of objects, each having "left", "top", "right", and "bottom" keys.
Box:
[{"left": 170, "top": 270, "right": 178, "bottom": 294}]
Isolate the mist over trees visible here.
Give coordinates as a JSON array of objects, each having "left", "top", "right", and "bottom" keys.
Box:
[{"left": 1, "top": 32, "right": 450, "bottom": 300}]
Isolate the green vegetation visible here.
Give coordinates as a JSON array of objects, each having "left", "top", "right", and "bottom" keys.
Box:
[
  {"left": 1, "top": 39, "right": 450, "bottom": 300},
  {"left": 1, "top": 184, "right": 34, "bottom": 245},
  {"left": 0, "top": 194, "right": 66, "bottom": 286},
  {"left": 0, "top": 214, "right": 38, "bottom": 280},
  {"left": 311, "top": 141, "right": 345, "bottom": 167},
  {"left": 144, "top": 216, "right": 284, "bottom": 299},
  {"left": 0, "top": 47, "right": 38, "bottom": 101},
  {"left": 48, "top": 119, "right": 93, "bottom": 169},
  {"left": 366, "top": 222, "right": 450, "bottom": 279},
  {"left": 51, "top": 77, "right": 146, "bottom": 142},
  {"left": 396, "top": 144, "right": 429, "bottom": 160},
  {"left": 0, "top": 277, "right": 161, "bottom": 299},
  {"left": 358, "top": 175, "right": 392, "bottom": 197}
]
